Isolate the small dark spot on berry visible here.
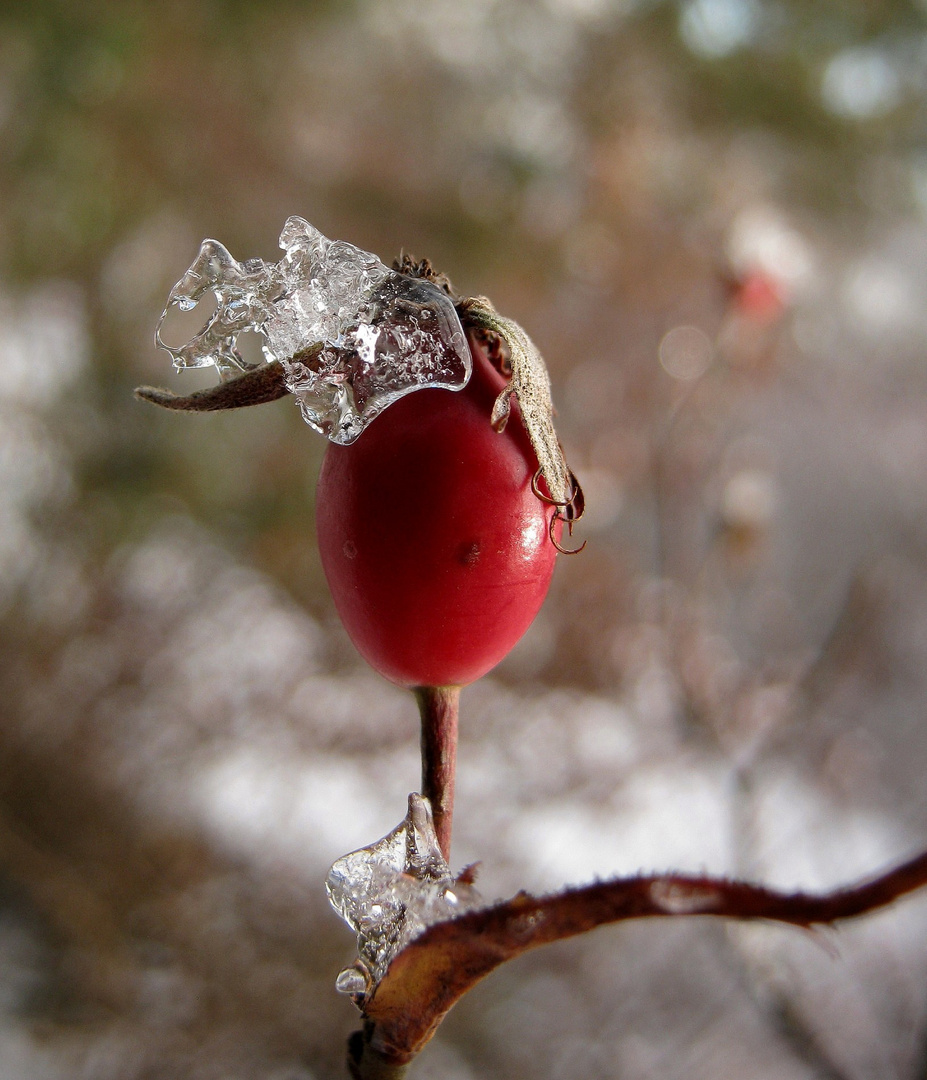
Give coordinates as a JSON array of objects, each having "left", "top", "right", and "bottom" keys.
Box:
[
  {"left": 457, "top": 541, "right": 481, "bottom": 567},
  {"left": 343, "top": 540, "right": 357, "bottom": 560}
]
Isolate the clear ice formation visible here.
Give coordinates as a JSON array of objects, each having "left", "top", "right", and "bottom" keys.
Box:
[
  {"left": 326, "top": 794, "right": 482, "bottom": 994},
  {"left": 156, "top": 217, "right": 471, "bottom": 444}
]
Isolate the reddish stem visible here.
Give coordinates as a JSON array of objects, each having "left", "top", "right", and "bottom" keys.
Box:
[{"left": 414, "top": 686, "right": 459, "bottom": 862}]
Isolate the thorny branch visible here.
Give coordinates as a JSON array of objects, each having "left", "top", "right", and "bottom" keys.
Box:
[{"left": 348, "top": 849, "right": 927, "bottom": 1077}]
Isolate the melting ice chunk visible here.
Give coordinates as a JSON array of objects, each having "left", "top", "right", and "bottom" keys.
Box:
[
  {"left": 155, "top": 217, "right": 471, "bottom": 444},
  {"left": 326, "top": 794, "right": 481, "bottom": 992}
]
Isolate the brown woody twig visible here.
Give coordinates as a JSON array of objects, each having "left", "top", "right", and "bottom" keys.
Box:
[{"left": 349, "top": 849, "right": 927, "bottom": 1075}]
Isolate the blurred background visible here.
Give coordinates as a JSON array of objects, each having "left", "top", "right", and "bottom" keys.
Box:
[{"left": 3, "top": 0, "right": 927, "bottom": 1076}]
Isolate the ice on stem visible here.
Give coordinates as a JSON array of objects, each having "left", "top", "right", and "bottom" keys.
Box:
[
  {"left": 155, "top": 217, "right": 471, "bottom": 444},
  {"left": 326, "top": 794, "right": 481, "bottom": 993}
]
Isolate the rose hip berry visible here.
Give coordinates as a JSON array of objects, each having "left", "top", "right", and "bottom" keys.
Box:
[{"left": 316, "top": 331, "right": 559, "bottom": 688}]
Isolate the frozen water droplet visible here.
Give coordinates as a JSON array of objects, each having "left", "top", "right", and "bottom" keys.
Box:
[
  {"left": 155, "top": 217, "right": 471, "bottom": 442},
  {"left": 335, "top": 965, "right": 369, "bottom": 996},
  {"left": 325, "top": 794, "right": 482, "bottom": 991}
]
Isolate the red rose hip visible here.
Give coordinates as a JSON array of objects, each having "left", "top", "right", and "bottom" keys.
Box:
[{"left": 316, "top": 332, "right": 558, "bottom": 688}]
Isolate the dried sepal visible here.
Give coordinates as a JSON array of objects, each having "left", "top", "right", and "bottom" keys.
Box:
[
  {"left": 135, "top": 357, "right": 293, "bottom": 412},
  {"left": 392, "top": 254, "right": 458, "bottom": 299},
  {"left": 457, "top": 296, "right": 583, "bottom": 532}
]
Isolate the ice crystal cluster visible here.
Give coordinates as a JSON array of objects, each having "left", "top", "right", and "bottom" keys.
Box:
[
  {"left": 326, "top": 795, "right": 481, "bottom": 994},
  {"left": 156, "top": 217, "right": 471, "bottom": 443}
]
